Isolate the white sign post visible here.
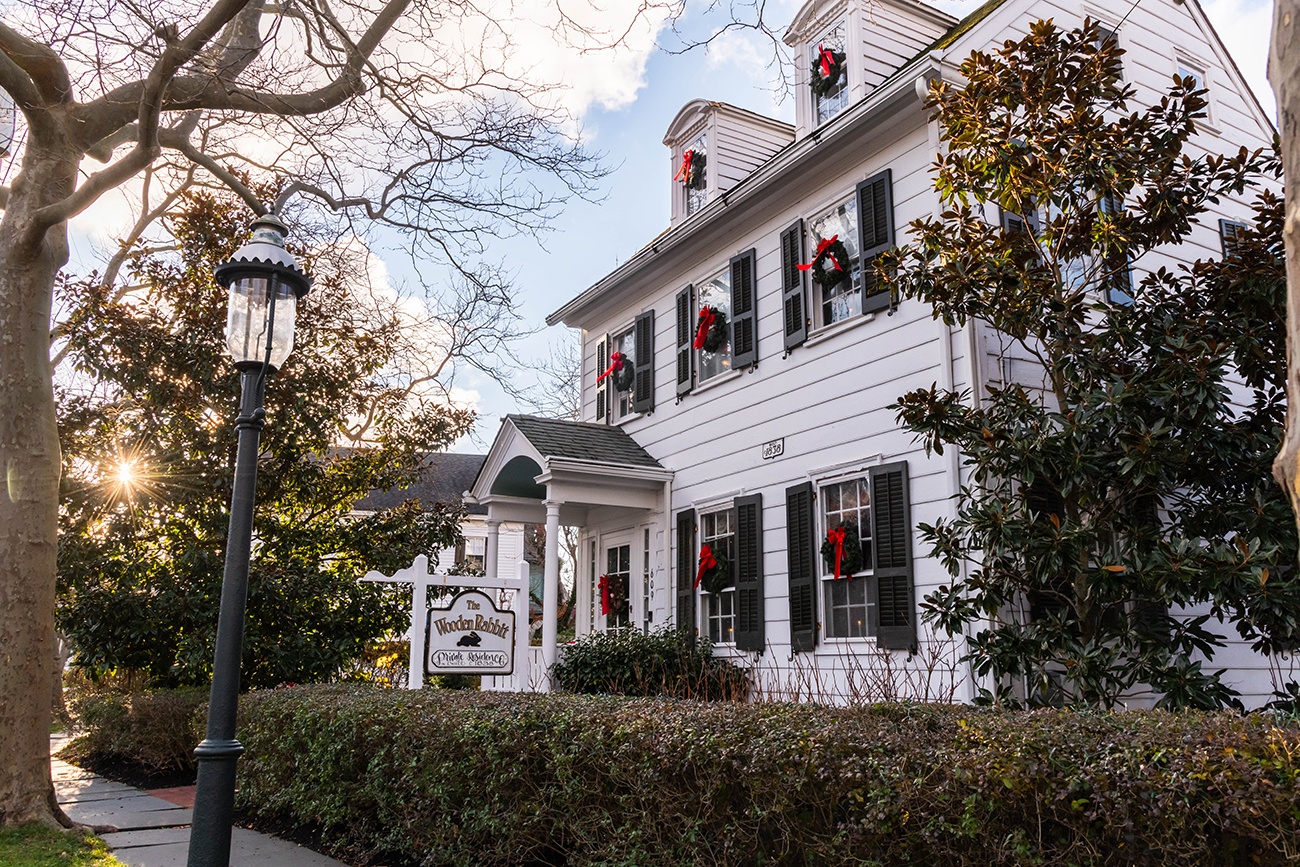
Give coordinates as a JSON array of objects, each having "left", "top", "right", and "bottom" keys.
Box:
[{"left": 360, "top": 555, "right": 531, "bottom": 690}]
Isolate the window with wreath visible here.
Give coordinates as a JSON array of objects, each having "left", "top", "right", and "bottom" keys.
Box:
[
  {"left": 611, "top": 326, "right": 636, "bottom": 420},
  {"left": 680, "top": 132, "right": 708, "bottom": 217},
  {"left": 808, "top": 195, "right": 862, "bottom": 326},
  {"left": 696, "top": 268, "right": 732, "bottom": 382},
  {"left": 700, "top": 508, "right": 736, "bottom": 644},
  {"left": 820, "top": 476, "right": 875, "bottom": 638},
  {"left": 810, "top": 23, "right": 848, "bottom": 126},
  {"left": 786, "top": 463, "right": 914, "bottom": 652}
]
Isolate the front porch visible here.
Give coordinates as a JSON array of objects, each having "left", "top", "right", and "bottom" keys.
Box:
[{"left": 467, "top": 415, "right": 673, "bottom": 689}]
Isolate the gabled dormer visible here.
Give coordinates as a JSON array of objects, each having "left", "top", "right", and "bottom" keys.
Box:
[
  {"left": 784, "top": 0, "right": 954, "bottom": 138},
  {"left": 663, "top": 100, "right": 795, "bottom": 228}
]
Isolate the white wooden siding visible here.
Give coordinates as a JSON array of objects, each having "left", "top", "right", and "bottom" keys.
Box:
[{"left": 569, "top": 0, "right": 1278, "bottom": 704}]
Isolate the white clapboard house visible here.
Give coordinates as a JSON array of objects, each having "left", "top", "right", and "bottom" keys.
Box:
[{"left": 469, "top": 0, "right": 1284, "bottom": 704}]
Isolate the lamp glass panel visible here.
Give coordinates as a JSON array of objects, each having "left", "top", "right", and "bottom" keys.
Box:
[{"left": 225, "top": 276, "right": 297, "bottom": 367}]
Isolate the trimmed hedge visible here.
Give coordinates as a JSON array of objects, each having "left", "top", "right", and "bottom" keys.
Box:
[
  {"left": 235, "top": 685, "right": 1300, "bottom": 866},
  {"left": 64, "top": 687, "right": 207, "bottom": 775},
  {"left": 551, "top": 627, "right": 750, "bottom": 699}
]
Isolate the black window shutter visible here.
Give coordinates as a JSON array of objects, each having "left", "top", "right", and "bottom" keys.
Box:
[
  {"left": 729, "top": 249, "right": 758, "bottom": 369},
  {"left": 595, "top": 336, "right": 608, "bottom": 421},
  {"left": 675, "top": 285, "right": 694, "bottom": 398},
  {"left": 633, "top": 310, "right": 655, "bottom": 414},
  {"left": 676, "top": 509, "right": 696, "bottom": 639},
  {"left": 786, "top": 482, "right": 817, "bottom": 652},
  {"left": 857, "top": 170, "right": 895, "bottom": 314},
  {"left": 780, "top": 220, "right": 807, "bottom": 351},
  {"left": 734, "top": 493, "right": 765, "bottom": 652},
  {"left": 870, "top": 462, "right": 914, "bottom": 650},
  {"left": 1219, "top": 219, "right": 1247, "bottom": 256}
]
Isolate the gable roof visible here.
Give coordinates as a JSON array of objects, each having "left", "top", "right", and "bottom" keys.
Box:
[
  {"left": 503, "top": 415, "right": 662, "bottom": 468},
  {"left": 354, "top": 452, "right": 489, "bottom": 514}
]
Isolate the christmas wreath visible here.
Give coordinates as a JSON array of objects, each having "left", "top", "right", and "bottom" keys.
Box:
[
  {"left": 695, "top": 543, "right": 733, "bottom": 595},
  {"left": 597, "top": 351, "right": 636, "bottom": 392},
  {"left": 799, "top": 235, "right": 852, "bottom": 288},
  {"left": 810, "top": 45, "right": 847, "bottom": 97},
  {"left": 822, "top": 523, "right": 863, "bottom": 579},
  {"left": 674, "top": 148, "right": 707, "bottom": 190},
  {"left": 694, "top": 305, "right": 729, "bottom": 354}
]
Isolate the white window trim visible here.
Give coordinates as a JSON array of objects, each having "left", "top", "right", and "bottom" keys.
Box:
[
  {"left": 608, "top": 319, "right": 641, "bottom": 425},
  {"left": 677, "top": 125, "right": 711, "bottom": 219},
  {"left": 813, "top": 472, "right": 878, "bottom": 645},
  {"left": 1172, "top": 49, "right": 1218, "bottom": 132},
  {"left": 694, "top": 265, "right": 735, "bottom": 387},
  {"left": 697, "top": 505, "right": 737, "bottom": 646},
  {"left": 805, "top": 14, "right": 852, "bottom": 128}
]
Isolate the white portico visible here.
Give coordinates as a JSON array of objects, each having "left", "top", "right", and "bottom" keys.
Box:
[{"left": 467, "top": 415, "right": 672, "bottom": 688}]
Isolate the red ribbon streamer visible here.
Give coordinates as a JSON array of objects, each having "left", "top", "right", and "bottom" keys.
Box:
[
  {"left": 674, "top": 149, "right": 695, "bottom": 183},
  {"left": 598, "top": 574, "right": 612, "bottom": 615},
  {"left": 798, "top": 235, "right": 842, "bottom": 273},
  {"left": 597, "top": 351, "right": 624, "bottom": 383},
  {"left": 818, "top": 45, "right": 836, "bottom": 80},
  {"left": 694, "top": 306, "right": 716, "bottom": 350},
  {"left": 827, "top": 527, "right": 847, "bottom": 579},
  {"left": 694, "top": 543, "right": 717, "bottom": 590}
]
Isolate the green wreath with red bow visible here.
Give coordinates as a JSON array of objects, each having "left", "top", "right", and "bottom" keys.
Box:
[
  {"left": 694, "top": 305, "right": 729, "bottom": 354},
  {"left": 810, "top": 45, "right": 847, "bottom": 97},
  {"left": 597, "top": 351, "right": 636, "bottom": 392},
  {"left": 799, "top": 235, "right": 852, "bottom": 288},
  {"left": 674, "top": 148, "right": 707, "bottom": 190},
  {"left": 822, "top": 523, "right": 864, "bottom": 579},
  {"left": 694, "top": 543, "right": 733, "bottom": 595}
]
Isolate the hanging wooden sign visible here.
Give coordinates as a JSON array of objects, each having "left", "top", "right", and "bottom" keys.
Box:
[{"left": 425, "top": 589, "right": 516, "bottom": 676}]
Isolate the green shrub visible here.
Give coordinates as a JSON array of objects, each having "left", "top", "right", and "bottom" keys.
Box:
[
  {"left": 551, "top": 628, "right": 750, "bottom": 700},
  {"left": 235, "top": 686, "right": 1300, "bottom": 866},
  {"left": 64, "top": 687, "right": 207, "bottom": 774}
]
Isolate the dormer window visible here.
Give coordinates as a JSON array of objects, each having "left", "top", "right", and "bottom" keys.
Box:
[
  {"left": 678, "top": 132, "right": 709, "bottom": 216},
  {"left": 810, "top": 22, "right": 848, "bottom": 125}
]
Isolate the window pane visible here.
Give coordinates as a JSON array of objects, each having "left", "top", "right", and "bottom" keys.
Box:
[
  {"left": 612, "top": 327, "right": 636, "bottom": 419},
  {"left": 685, "top": 132, "right": 708, "bottom": 216},
  {"left": 697, "top": 269, "right": 733, "bottom": 381},
  {"left": 811, "top": 23, "right": 848, "bottom": 125},
  {"left": 809, "top": 196, "right": 861, "bottom": 326}
]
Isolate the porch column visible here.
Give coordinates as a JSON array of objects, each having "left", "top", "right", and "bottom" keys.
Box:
[
  {"left": 485, "top": 520, "right": 501, "bottom": 580},
  {"left": 541, "top": 499, "right": 561, "bottom": 689}
]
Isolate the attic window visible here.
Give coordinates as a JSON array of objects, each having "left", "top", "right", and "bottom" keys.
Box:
[
  {"left": 681, "top": 132, "right": 709, "bottom": 216},
  {"left": 810, "top": 22, "right": 848, "bottom": 125}
]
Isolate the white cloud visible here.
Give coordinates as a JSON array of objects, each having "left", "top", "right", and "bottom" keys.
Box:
[{"left": 1201, "top": 0, "right": 1275, "bottom": 119}]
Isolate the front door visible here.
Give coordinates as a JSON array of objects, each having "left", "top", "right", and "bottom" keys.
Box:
[{"left": 602, "top": 538, "right": 632, "bottom": 630}]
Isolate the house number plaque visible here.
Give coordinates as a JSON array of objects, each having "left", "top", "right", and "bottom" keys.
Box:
[{"left": 761, "top": 438, "right": 785, "bottom": 460}]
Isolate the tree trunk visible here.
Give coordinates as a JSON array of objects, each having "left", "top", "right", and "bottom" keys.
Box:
[
  {"left": 1272, "top": 0, "right": 1300, "bottom": 541},
  {"left": 0, "top": 143, "right": 75, "bottom": 829}
]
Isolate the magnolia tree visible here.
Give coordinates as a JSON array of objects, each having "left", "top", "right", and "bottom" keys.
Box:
[
  {"left": 882, "top": 20, "right": 1298, "bottom": 708},
  {"left": 0, "top": 0, "right": 684, "bottom": 829}
]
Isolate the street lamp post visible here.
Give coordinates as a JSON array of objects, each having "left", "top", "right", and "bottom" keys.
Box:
[{"left": 186, "top": 214, "right": 311, "bottom": 867}]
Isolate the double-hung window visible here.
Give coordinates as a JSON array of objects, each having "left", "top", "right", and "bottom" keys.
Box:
[
  {"left": 684, "top": 132, "right": 709, "bottom": 217},
  {"left": 700, "top": 508, "right": 736, "bottom": 644},
  {"left": 808, "top": 196, "right": 862, "bottom": 325},
  {"left": 785, "top": 463, "right": 915, "bottom": 652},
  {"left": 675, "top": 495, "right": 765, "bottom": 651},
  {"left": 674, "top": 250, "right": 757, "bottom": 397},
  {"left": 595, "top": 311, "right": 655, "bottom": 422},
  {"left": 820, "top": 476, "right": 875, "bottom": 638},
  {"left": 697, "top": 268, "right": 733, "bottom": 383},
  {"left": 781, "top": 170, "right": 895, "bottom": 351},
  {"left": 810, "top": 22, "right": 848, "bottom": 126}
]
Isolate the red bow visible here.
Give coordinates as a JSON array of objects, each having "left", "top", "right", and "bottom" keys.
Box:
[
  {"left": 694, "top": 543, "right": 717, "bottom": 589},
  {"left": 674, "top": 149, "right": 696, "bottom": 183},
  {"left": 818, "top": 45, "right": 836, "bottom": 79},
  {"left": 694, "top": 306, "right": 716, "bottom": 350},
  {"left": 798, "top": 235, "right": 842, "bottom": 273},
  {"left": 597, "top": 351, "right": 625, "bottom": 383},
  {"left": 827, "top": 527, "right": 847, "bottom": 579},
  {"left": 598, "top": 574, "right": 612, "bottom": 615}
]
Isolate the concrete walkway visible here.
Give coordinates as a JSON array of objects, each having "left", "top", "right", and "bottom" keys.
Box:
[{"left": 51, "top": 734, "right": 348, "bottom": 867}]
